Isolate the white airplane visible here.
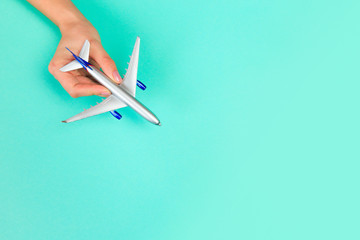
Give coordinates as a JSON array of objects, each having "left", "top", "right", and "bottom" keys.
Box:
[{"left": 60, "top": 37, "right": 161, "bottom": 125}]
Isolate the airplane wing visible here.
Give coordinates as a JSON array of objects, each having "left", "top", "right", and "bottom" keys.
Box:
[
  {"left": 62, "top": 95, "right": 127, "bottom": 123},
  {"left": 121, "top": 37, "right": 140, "bottom": 97},
  {"left": 62, "top": 38, "right": 141, "bottom": 123}
]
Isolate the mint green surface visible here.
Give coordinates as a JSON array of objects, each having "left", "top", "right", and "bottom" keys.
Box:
[{"left": 1, "top": 0, "right": 360, "bottom": 239}]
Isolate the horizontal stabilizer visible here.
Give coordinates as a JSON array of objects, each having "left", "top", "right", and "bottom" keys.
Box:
[
  {"left": 59, "top": 60, "right": 83, "bottom": 72},
  {"left": 79, "top": 40, "right": 90, "bottom": 61}
]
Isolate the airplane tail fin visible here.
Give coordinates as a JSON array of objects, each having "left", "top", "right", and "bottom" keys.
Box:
[{"left": 59, "top": 40, "right": 90, "bottom": 72}]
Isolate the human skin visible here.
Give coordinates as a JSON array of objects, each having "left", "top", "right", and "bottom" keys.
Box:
[{"left": 26, "top": 0, "right": 122, "bottom": 98}]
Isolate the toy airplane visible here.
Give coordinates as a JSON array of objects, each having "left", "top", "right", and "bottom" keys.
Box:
[{"left": 60, "top": 37, "right": 161, "bottom": 125}]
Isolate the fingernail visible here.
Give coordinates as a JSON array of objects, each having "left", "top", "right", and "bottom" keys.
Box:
[
  {"left": 113, "top": 71, "right": 122, "bottom": 83},
  {"left": 100, "top": 91, "right": 111, "bottom": 97}
]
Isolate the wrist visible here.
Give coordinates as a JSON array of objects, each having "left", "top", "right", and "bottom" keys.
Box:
[
  {"left": 59, "top": 17, "right": 89, "bottom": 33},
  {"left": 56, "top": 5, "right": 92, "bottom": 34},
  {"left": 58, "top": 18, "right": 100, "bottom": 44}
]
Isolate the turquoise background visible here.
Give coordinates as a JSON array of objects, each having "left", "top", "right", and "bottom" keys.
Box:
[{"left": 1, "top": 0, "right": 360, "bottom": 239}]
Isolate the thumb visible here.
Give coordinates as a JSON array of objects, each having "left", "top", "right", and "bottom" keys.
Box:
[{"left": 91, "top": 41, "right": 123, "bottom": 84}]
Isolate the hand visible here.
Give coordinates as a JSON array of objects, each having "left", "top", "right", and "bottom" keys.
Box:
[{"left": 48, "top": 20, "right": 122, "bottom": 98}]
